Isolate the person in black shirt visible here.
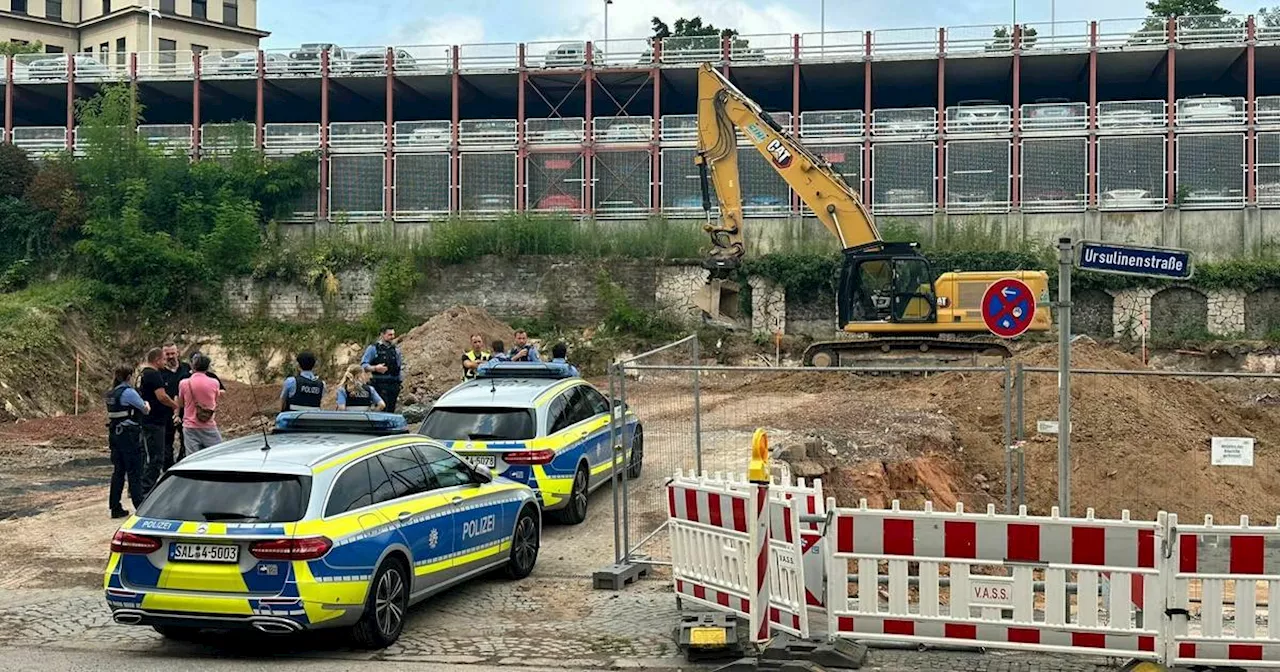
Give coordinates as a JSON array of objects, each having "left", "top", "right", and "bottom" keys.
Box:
[
  {"left": 160, "top": 343, "right": 190, "bottom": 468},
  {"left": 361, "top": 326, "right": 403, "bottom": 413},
  {"left": 138, "top": 347, "right": 178, "bottom": 496}
]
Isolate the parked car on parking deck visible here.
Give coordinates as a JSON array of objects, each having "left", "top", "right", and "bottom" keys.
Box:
[{"left": 27, "top": 53, "right": 109, "bottom": 80}]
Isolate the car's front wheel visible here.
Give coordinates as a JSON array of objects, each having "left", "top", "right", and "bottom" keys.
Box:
[
  {"left": 351, "top": 557, "right": 409, "bottom": 649},
  {"left": 505, "top": 507, "right": 541, "bottom": 579}
]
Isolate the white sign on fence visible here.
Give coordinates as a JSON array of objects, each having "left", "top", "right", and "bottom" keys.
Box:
[
  {"left": 1037, "top": 420, "right": 1071, "bottom": 435},
  {"left": 1211, "top": 437, "right": 1255, "bottom": 466},
  {"left": 969, "top": 577, "right": 1016, "bottom": 608}
]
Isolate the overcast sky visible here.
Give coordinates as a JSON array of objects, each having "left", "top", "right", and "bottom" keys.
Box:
[{"left": 259, "top": 0, "right": 1271, "bottom": 48}]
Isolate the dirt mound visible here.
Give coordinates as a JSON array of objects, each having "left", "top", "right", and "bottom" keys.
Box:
[
  {"left": 399, "top": 306, "right": 517, "bottom": 404},
  {"left": 920, "top": 340, "right": 1280, "bottom": 521}
]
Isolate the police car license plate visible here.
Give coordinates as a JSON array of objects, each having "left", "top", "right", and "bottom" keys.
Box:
[
  {"left": 168, "top": 543, "right": 239, "bottom": 563},
  {"left": 468, "top": 455, "right": 497, "bottom": 469}
]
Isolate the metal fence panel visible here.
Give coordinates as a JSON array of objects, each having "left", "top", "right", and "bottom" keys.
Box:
[
  {"left": 595, "top": 38, "right": 651, "bottom": 67},
  {"left": 740, "top": 148, "right": 791, "bottom": 215},
  {"left": 1259, "top": 96, "right": 1280, "bottom": 127},
  {"left": 335, "top": 46, "right": 391, "bottom": 77},
  {"left": 527, "top": 151, "right": 585, "bottom": 212},
  {"left": 138, "top": 124, "right": 193, "bottom": 153},
  {"left": 661, "top": 147, "right": 702, "bottom": 215},
  {"left": 274, "top": 156, "right": 318, "bottom": 221},
  {"left": 1176, "top": 133, "right": 1244, "bottom": 209},
  {"left": 1096, "top": 17, "right": 1168, "bottom": 50},
  {"left": 394, "top": 153, "right": 450, "bottom": 216},
  {"left": 660, "top": 114, "right": 698, "bottom": 143},
  {"left": 459, "top": 119, "right": 518, "bottom": 147},
  {"left": 527, "top": 117, "right": 585, "bottom": 145},
  {"left": 798, "top": 30, "right": 865, "bottom": 61},
  {"left": 800, "top": 110, "right": 865, "bottom": 139},
  {"left": 872, "top": 141, "right": 935, "bottom": 214},
  {"left": 946, "top": 139, "right": 1010, "bottom": 212},
  {"left": 944, "top": 105, "right": 1012, "bottom": 135},
  {"left": 1258, "top": 132, "right": 1280, "bottom": 207},
  {"left": 1098, "top": 135, "right": 1166, "bottom": 210},
  {"left": 1175, "top": 96, "right": 1246, "bottom": 128},
  {"left": 330, "top": 122, "right": 386, "bottom": 152},
  {"left": 201, "top": 123, "right": 254, "bottom": 153},
  {"left": 1021, "top": 102, "right": 1089, "bottom": 133},
  {"left": 804, "top": 144, "right": 862, "bottom": 212},
  {"left": 946, "top": 24, "right": 1012, "bottom": 54},
  {"left": 595, "top": 150, "right": 652, "bottom": 215},
  {"left": 1176, "top": 14, "right": 1248, "bottom": 45},
  {"left": 871, "top": 108, "right": 937, "bottom": 137},
  {"left": 659, "top": 36, "right": 722, "bottom": 65},
  {"left": 329, "top": 154, "right": 385, "bottom": 218},
  {"left": 595, "top": 116, "right": 654, "bottom": 145},
  {"left": 393, "top": 120, "right": 451, "bottom": 150},
  {"left": 1020, "top": 21, "right": 1091, "bottom": 52},
  {"left": 264, "top": 123, "right": 320, "bottom": 153},
  {"left": 1021, "top": 137, "right": 1087, "bottom": 211},
  {"left": 457, "top": 42, "right": 519, "bottom": 71},
  {"left": 1098, "top": 100, "right": 1167, "bottom": 132},
  {"left": 871, "top": 27, "right": 938, "bottom": 56},
  {"left": 393, "top": 45, "right": 453, "bottom": 74},
  {"left": 731, "top": 33, "right": 792, "bottom": 63},
  {"left": 460, "top": 152, "right": 516, "bottom": 211}
]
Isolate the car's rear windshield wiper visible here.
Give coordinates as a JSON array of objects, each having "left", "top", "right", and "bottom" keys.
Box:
[{"left": 201, "top": 511, "right": 260, "bottom": 522}]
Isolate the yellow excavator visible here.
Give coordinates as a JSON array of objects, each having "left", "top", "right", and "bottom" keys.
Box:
[{"left": 691, "top": 63, "right": 1052, "bottom": 366}]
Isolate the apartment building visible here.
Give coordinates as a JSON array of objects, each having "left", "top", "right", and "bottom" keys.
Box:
[{"left": 0, "top": 0, "right": 267, "bottom": 58}]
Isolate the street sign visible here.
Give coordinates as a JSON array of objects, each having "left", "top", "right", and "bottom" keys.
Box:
[
  {"left": 981, "top": 278, "right": 1036, "bottom": 338},
  {"left": 1074, "top": 241, "right": 1193, "bottom": 280}
]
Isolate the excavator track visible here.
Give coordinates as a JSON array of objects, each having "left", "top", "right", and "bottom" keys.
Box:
[{"left": 802, "top": 336, "right": 1013, "bottom": 368}]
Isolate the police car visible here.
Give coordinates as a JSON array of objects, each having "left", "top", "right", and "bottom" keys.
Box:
[
  {"left": 103, "top": 412, "right": 541, "bottom": 649},
  {"left": 418, "top": 361, "right": 642, "bottom": 524}
]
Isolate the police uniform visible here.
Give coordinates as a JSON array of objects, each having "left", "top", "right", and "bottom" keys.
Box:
[
  {"left": 283, "top": 372, "right": 325, "bottom": 411},
  {"left": 363, "top": 340, "right": 402, "bottom": 413},
  {"left": 337, "top": 384, "right": 382, "bottom": 409},
  {"left": 461, "top": 349, "right": 491, "bottom": 380},
  {"left": 106, "top": 382, "right": 146, "bottom": 516}
]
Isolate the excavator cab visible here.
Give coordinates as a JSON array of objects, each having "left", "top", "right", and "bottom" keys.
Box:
[{"left": 838, "top": 243, "right": 938, "bottom": 327}]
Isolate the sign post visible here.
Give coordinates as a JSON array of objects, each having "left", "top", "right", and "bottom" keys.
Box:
[{"left": 1057, "top": 237, "right": 1072, "bottom": 516}]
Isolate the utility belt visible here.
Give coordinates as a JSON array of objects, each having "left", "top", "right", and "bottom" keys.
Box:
[
  {"left": 110, "top": 421, "right": 142, "bottom": 437},
  {"left": 371, "top": 375, "right": 401, "bottom": 385}
]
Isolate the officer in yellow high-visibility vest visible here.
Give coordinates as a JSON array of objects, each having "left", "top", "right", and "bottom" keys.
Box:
[{"left": 461, "top": 333, "right": 491, "bottom": 380}]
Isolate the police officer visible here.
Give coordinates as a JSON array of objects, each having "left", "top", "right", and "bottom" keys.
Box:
[
  {"left": 281, "top": 351, "right": 325, "bottom": 412},
  {"left": 336, "top": 365, "right": 386, "bottom": 411},
  {"left": 106, "top": 363, "right": 149, "bottom": 519},
  {"left": 509, "top": 329, "right": 540, "bottom": 362},
  {"left": 549, "top": 342, "right": 581, "bottom": 377},
  {"left": 361, "top": 326, "right": 403, "bottom": 413},
  {"left": 461, "top": 333, "right": 490, "bottom": 381}
]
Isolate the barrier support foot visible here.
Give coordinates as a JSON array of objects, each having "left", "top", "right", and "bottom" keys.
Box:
[
  {"left": 592, "top": 557, "right": 651, "bottom": 591},
  {"left": 710, "top": 634, "right": 868, "bottom": 671}
]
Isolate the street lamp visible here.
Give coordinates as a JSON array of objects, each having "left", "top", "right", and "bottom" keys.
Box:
[
  {"left": 821, "top": 0, "right": 825, "bottom": 48},
  {"left": 147, "top": 0, "right": 161, "bottom": 52},
  {"left": 604, "top": 0, "right": 612, "bottom": 45}
]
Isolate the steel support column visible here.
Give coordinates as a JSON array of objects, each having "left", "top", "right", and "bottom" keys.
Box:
[
  {"left": 450, "top": 46, "right": 460, "bottom": 213},
  {"left": 385, "top": 47, "right": 395, "bottom": 218},
  {"left": 936, "top": 27, "right": 946, "bottom": 211},
  {"left": 1247, "top": 16, "right": 1257, "bottom": 205},
  {"left": 1165, "top": 18, "right": 1176, "bottom": 206},
  {"left": 255, "top": 50, "right": 265, "bottom": 149},
  {"left": 192, "top": 52, "right": 202, "bottom": 161},
  {"left": 585, "top": 42, "right": 595, "bottom": 215},
  {"left": 791, "top": 33, "right": 801, "bottom": 214},
  {"left": 319, "top": 49, "right": 330, "bottom": 220},
  {"left": 862, "top": 31, "right": 872, "bottom": 206},
  {"left": 5, "top": 56, "right": 13, "bottom": 140},
  {"left": 1011, "top": 25, "right": 1022, "bottom": 209},
  {"left": 65, "top": 54, "right": 74, "bottom": 150},
  {"left": 1088, "top": 21, "right": 1098, "bottom": 208},
  {"left": 517, "top": 44, "right": 527, "bottom": 212},
  {"left": 651, "top": 41, "right": 662, "bottom": 214}
]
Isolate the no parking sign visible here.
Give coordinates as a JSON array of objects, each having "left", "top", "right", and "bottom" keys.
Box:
[{"left": 981, "top": 278, "right": 1036, "bottom": 338}]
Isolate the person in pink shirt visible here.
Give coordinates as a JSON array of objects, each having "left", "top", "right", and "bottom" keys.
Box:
[{"left": 176, "top": 354, "right": 224, "bottom": 456}]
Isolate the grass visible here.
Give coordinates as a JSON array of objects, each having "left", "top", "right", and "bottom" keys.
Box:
[{"left": 0, "top": 279, "right": 96, "bottom": 357}]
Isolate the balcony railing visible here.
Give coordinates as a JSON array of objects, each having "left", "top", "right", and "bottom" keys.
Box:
[
  {"left": 526, "top": 117, "right": 585, "bottom": 144},
  {"left": 1097, "top": 100, "right": 1168, "bottom": 132},
  {"left": 394, "top": 121, "right": 451, "bottom": 149},
  {"left": 1020, "top": 102, "right": 1089, "bottom": 133},
  {"left": 800, "top": 110, "right": 865, "bottom": 138},
  {"left": 798, "top": 30, "right": 865, "bottom": 61},
  {"left": 329, "top": 122, "right": 387, "bottom": 151},
  {"left": 139, "top": 124, "right": 193, "bottom": 152},
  {"left": 944, "top": 105, "right": 1013, "bottom": 134},
  {"left": 264, "top": 123, "right": 321, "bottom": 152},
  {"left": 594, "top": 116, "right": 654, "bottom": 144},
  {"left": 871, "top": 108, "right": 937, "bottom": 137},
  {"left": 659, "top": 114, "right": 698, "bottom": 143},
  {"left": 12, "top": 127, "right": 67, "bottom": 154},
  {"left": 458, "top": 119, "right": 518, "bottom": 146}
]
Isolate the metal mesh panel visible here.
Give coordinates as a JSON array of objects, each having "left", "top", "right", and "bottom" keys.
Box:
[
  {"left": 1021, "top": 137, "right": 1087, "bottom": 211},
  {"left": 274, "top": 156, "right": 319, "bottom": 221},
  {"left": 330, "top": 122, "right": 386, "bottom": 151},
  {"left": 527, "top": 117, "right": 585, "bottom": 144},
  {"left": 798, "top": 30, "right": 866, "bottom": 61},
  {"left": 527, "top": 152, "right": 584, "bottom": 212},
  {"left": 1021, "top": 103, "right": 1088, "bottom": 133},
  {"left": 871, "top": 108, "right": 937, "bottom": 136},
  {"left": 872, "top": 142, "right": 935, "bottom": 214},
  {"left": 739, "top": 148, "right": 790, "bottom": 215},
  {"left": 595, "top": 151, "right": 651, "bottom": 214},
  {"left": 1175, "top": 97, "right": 1246, "bottom": 128},
  {"left": 730, "top": 33, "right": 791, "bottom": 63},
  {"left": 1098, "top": 100, "right": 1167, "bottom": 131},
  {"left": 394, "top": 121, "right": 451, "bottom": 150},
  {"left": 460, "top": 153, "right": 516, "bottom": 211},
  {"left": 661, "top": 148, "right": 702, "bottom": 215},
  {"left": 946, "top": 140, "right": 1010, "bottom": 212},
  {"left": 459, "top": 120, "right": 518, "bottom": 147},
  {"left": 1258, "top": 133, "right": 1280, "bottom": 207},
  {"left": 1259, "top": 97, "right": 1280, "bottom": 127},
  {"left": 201, "top": 123, "right": 253, "bottom": 153},
  {"left": 394, "top": 153, "right": 450, "bottom": 216},
  {"left": 871, "top": 27, "right": 938, "bottom": 56},
  {"left": 946, "top": 24, "right": 1012, "bottom": 54},
  {"left": 138, "top": 124, "right": 193, "bottom": 153},
  {"left": 660, "top": 115, "right": 698, "bottom": 143},
  {"left": 804, "top": 144, "right": 862, "bottom": 211},
  {"left": 329, "top": 154, "right": 385, "bottom": 217},
  {"left": 11, "top": 127, "right": 66, "bottom": 154},
  {"left": 264, "top": 123, "right": 320, "bottom": 153},
  {"left": 944, "top": 105, "right": 1012, "bottom": 134},
  {"left": 1175, "top": 14, "right": 1247, "bottom": 44},
  {"left": 659, "top": 36, "right": 722, "bottom": 65},
  {"left": 1095, "top": 17, "right": 1168, "bottom": 49},
  {"left": 800, "top": 110, "right": 865, "bottom": 139},
  {"left": 1176, "top": 133, "right": 1244, "bottom": 208},
  {"left": 1098, "top": 136, "right": 1166, "bottom": 209},
  {"left": 595, "top": 116, "right": 653, "bottom": 144}
]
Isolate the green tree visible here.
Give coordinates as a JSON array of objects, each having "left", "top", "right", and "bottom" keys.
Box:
[
  {"left": 1139, "top": 0, "right": 1236, "bottom": 36},
  {"left": 650, "top": 16, "right": 752, "bottom": 60},
  {"left": 0, "top": 143, "right": 37, "bottom": 199},
  {"left": 989, "top": 26, "right": 1038, "bottom": 51},
  {"left": 24, "top": 159, "right": 85, "bottom": 243},
  {"left": 1145, "top": 0, "right": 1227, "bottom": 16},
  {"left": 0, "top": 40, "right": 44, "bottom": 57},
  {"left": 1259, "top": 6, "right": 1280, "bottom": 28}
]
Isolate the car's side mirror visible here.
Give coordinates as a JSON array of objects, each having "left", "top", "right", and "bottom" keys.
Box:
[{"left": 471, "top": 465, "right": 494, "bottom": 484}]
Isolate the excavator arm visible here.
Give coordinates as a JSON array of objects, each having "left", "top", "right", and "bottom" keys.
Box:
[{"left": 695, "top": 62, "right": 880, "bottom": 273}]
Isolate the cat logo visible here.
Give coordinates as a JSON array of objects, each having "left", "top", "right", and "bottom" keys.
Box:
[{"left": 766, "top": 139, "right": 793, "bottom": 169}]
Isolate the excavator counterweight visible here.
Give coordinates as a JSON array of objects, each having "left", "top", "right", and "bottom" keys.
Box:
[{"left": 692, "top": 63, "right": 1051, "bottom": 365}]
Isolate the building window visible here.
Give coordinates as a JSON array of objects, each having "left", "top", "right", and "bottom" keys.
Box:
[
  {"left": 160, "top": 0, "right": 175, "bottom": 12},
  {"left": 99, "top": 42, "right": 108, "bottom": 62},
  {"left": 223, "top": 0, "right": 237, "bottom": 26},
  {"left": 192, "top": 0, "right": 207, "bottom": 19},
  {"left": 116, "top": 37, "right": 125, "bottom": 65},
  {"left": 11, "top": 0, "right": 27, "bottom": 15},
  {"left": 102, "top": 0, "right": 110, "bottom": 15},
  {"left": 159, "top": 37, "right": 176, "bottom": 63},
  {"left": 46, "top": 0, "right": 62, "bottom": 20},
  {"left": 45, "top": 45, "right": 63, "bottom": 54}
]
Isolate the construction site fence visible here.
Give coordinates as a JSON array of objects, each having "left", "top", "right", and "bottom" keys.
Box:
[{"left": 667, "top": 468, "right": 1280, "bottom": 668}]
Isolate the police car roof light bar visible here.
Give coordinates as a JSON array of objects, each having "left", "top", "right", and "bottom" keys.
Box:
[
  {"left": 274, "top": 410, "right": 410, "bottom": 435},
  {"left": 475, "top": 361, "right": 575, "bottom": 380}
]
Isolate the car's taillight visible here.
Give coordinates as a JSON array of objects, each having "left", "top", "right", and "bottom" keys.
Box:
[
  {"left": 503, "top": 449, "right": 556, "bottom": 465},
  {"left": 249, "top": 536, "right": 333, "bottom": 561},
  {"left": 111, "top": 530, "right": 162, "bottom": 555}
]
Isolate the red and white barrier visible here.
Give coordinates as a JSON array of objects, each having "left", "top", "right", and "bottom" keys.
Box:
[
  {"left": 825, "top": 500, "right": 1166, "bottom": 662},
  {"left": 770, "top": 474, "right": 827, "bottom": 609},
  {"left": 1167, "top": 513, "right": 1280, "bottom": 668}
]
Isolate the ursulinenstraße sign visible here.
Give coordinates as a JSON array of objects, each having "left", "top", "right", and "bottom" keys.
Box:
[{"left": 1074, "top": 241, "right": 1193, "bottom": 280}]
